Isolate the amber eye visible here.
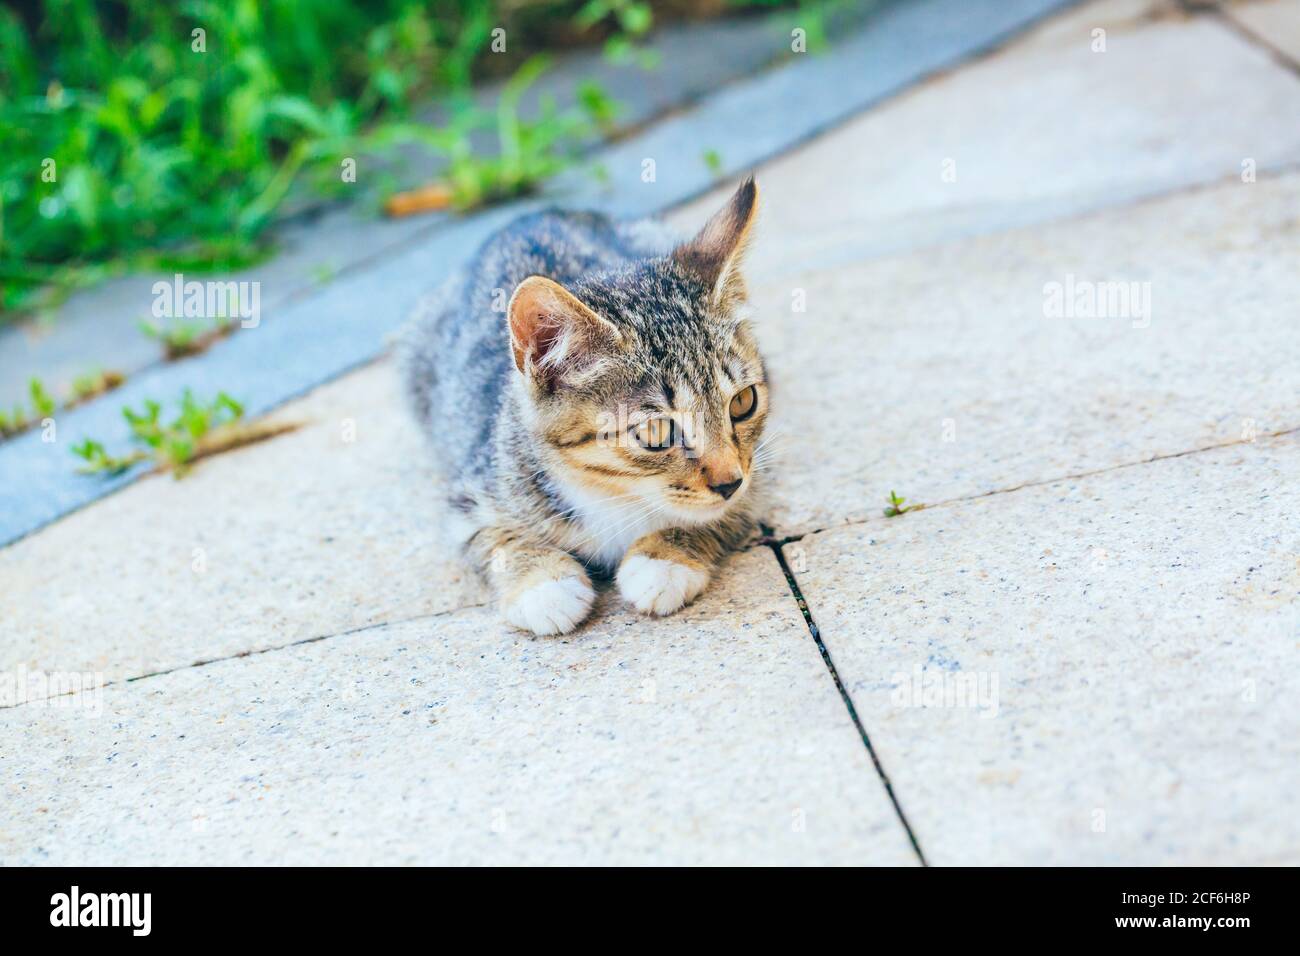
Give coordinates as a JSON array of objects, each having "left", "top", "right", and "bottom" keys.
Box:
[
  {"left": 729, "top": 385, "right": 757, "bottom": 421},
  {"left": 633, "top": 417, "right": 676, "bottom": 451}
]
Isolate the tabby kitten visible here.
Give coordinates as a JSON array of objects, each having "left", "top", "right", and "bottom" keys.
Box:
[{"left": 400, "top": 178, "right": 768, "bottom": 636}]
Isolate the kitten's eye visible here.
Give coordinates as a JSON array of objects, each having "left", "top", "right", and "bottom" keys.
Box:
[
  {"left": 729, "top": 385, "right": 757, "bottom": 422},
  {"left": 633, "top": 417, "right": 676, "bottom": 451}
]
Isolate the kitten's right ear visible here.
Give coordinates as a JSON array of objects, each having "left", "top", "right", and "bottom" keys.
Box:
[{"left": 508, "top": 276, "right": 623, "bottom": 390}]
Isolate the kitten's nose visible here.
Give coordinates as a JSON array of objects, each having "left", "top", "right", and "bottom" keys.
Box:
[{"left": 710, "top": 478, "right": 743, "bottom": 500}]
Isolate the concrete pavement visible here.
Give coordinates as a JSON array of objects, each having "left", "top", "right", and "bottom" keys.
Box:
[{"left": 4, "top": 0, "right": 1297, "bottom": 865}]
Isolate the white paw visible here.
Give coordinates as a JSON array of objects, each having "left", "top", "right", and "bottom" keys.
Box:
[
  {"left": 503, "top": 575, "right": 595, "bottom": 636},
  {"left": 617, "top": 555, "right": 710, "bottom": 616}
]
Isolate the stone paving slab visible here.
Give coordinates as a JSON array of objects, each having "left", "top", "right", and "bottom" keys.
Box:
[
  {"left": 1, "top": 548, "right": 918, "bottom": 866},
  {"left": 2, "top": 0, "right": 1293, "bottom": 867},
  {"left": 783, "top": 433, "right": 1300, "bottom": 865},
  {"left": 1015, "top": 0, "right": 1175, "bottom": 50},
  {"left": 735, "top": 171, "right": 1300, "bottom": 533},
  {"left": 0, "top": 362, "right": 487, "bottom": 698},
  {"left": 670, "top": 5, "right": 1300, "bottom": 277},
  {"left": 1226, "top": 0, "right": 1300, "bottom": 65}
]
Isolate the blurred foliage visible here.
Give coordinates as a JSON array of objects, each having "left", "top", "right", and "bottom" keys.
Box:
[
  {"left": 0, "top": 368, "right": 123, "bottom": 437},
  {"left": 73, "top": 387, "right": 306, "bottom": 476},
  {"left": 0, "top": 0, "right": 760, "bottom": 317},
  {"left": 73, "top": 388, "right": 244, "bottom": 475}
]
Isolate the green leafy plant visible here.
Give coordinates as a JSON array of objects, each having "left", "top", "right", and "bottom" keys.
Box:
[
  {"left": 28, "top": 377, "right": 56, "bottom": 418},
  {"left": 3, "top": 1, "right": 807, "bottom": 318},
  {"left": 69, "top": 368, "right": 125, "bottom": 405},
  {"left": 0, "top": 405, "right": 28, "bottom": 437},
  {"left": 702, "top": 148, "right": 724, "bottom": 177},
  {"left": 139, "top": 317, "right": 236, "bottom": 359},
  {"left": 0, "top": 377, "right": 56, "bottom": 437},
  {"left": 380, "top": 55, "right": 619, "bottom": 210},
  {"left": 0, "top": 370, "right": 127, "bottom": 439},
  {"left": 71, "top": 438, "right": 147, "bottom": 476},
  {"left": 73, "top": 389, "right": 271, "bottom": 477},
  {"left": 123, "top": 390, "right": 244, "bottom": 471},
  {"left": 576, "top": 0, "right": 658, "bottom": 67},
  {"left": 883, "top": 490, "right": 920, "bottom": 518}
]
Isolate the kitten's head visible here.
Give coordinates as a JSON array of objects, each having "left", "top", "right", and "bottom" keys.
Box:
[{"left": 508, "top": 177, "right": 768, "bottom": 525}]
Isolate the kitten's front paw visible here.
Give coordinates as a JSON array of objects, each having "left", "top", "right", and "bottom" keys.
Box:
[
  {"left": 502, "top": 572, "right": 595, "bottom": 636},
  {"left": 617, "top": 555, "right": 710, "bottom": 616}
]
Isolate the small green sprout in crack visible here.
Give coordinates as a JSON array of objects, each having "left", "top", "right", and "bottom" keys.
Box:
[
  {"left": 0, "top": 377, "right": 55, "bottom": 438},
  {"left": 702, "top": 149, "right": 724, "bottom": 178},
  {"left": 0, "top": 405, "right": 28, "bottom": 437},
  {"left": 577, "top": 81, "right": 621, "bottom": 136},
  {"left": 73, "top": 389, "right": 299, "bottom": 478},
  {"left": 68, "top": 369, "right": 125, "bottom": 407},
  {"left": 139, "top": 317, "right": 237, "bottom": 360},
  {"left": 71, "top": 439, "right": 147, "bottom": 476},
  {"left": 29, "top": 378, "right": 56, "bottom": 418},
  {"left": 124, "top": 390, "right": 243, "bottom": 475},
  {"left": 0, "top": 371, "right": 126, "bottom": 441},
  {"left": 883, "top": 490, "right": 923, "bottom": 518}
]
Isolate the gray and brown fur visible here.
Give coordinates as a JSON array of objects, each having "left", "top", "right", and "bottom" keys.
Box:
[{"left": 398, "top": 177, "right": 769, "bottom": 633}]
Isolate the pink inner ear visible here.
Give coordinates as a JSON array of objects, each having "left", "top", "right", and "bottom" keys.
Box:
[
  {"left": 528, "top": 310, "right": 564, "bottom": 363},
  {"left": 509, "top": 277, "right": 619, "bottom": 386},
  {"left": 511, "top": 303, "right": 572, "bottom": 385}
]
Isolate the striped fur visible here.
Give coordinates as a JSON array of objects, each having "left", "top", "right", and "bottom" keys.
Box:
[{"left": 398, "top": 179, "right": 769, "bottom": 634}]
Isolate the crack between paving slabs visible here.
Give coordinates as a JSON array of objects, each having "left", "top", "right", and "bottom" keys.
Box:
[
  {"left": 0, "top": 601, "right": 490, "bottom": 713},
  {"left": 762, "top": 522, "right": 930, "bottom": 866},
  {"left": 763, "top": 424, "right": 1300, "bottom": 548},
  {"left": 1205, "top": 4, "right": 1300, "bottom": 77}
]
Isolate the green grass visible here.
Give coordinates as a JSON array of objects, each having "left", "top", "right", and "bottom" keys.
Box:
[
  {"left": 74, "top": 389, "right": 245, "bottom": 476},
  {"left": 0, "top": 377, "right": 57, "bottom": 436},
  {"left": 702, "top": 148, "right": 724, "bottom": 177},
  {"left": 577, "top": 0, "right": 659, "bottom": 67},
  {"left": 69, "top": 368, "right": 125, "bottom": 404},
  {"left": 139, "top": 315, "right": 236, "bottom": 359},
  {"left": 2, "top": 1, "right": 452, "bottom": 313},
  {"left": 0, "top": 371, "right": 126, "bottom": 438},
  {"left": 69, "top": 438, "right": 148, "bottom": 476},
  {"left": 371, "top": 54, "right": 620, "bottom": 210},
  {"left": 28, "top": 377, "right": 56, "bottom": 418},
  {"left": 122, "top": 390, "right": 244, "bottom": 465},
  {"left": 2, "top": 1, "right": 817, "bottom": 322},
  {"left": 0, "top": 0, "right": 680, "bottom": 319},
  {"left": 72, "top": 388, "right": 288, "bottom": 477}
]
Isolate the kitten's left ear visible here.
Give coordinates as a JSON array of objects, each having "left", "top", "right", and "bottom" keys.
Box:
[{"left": 672, "top": 175, "right": 759, "bottom": 308}]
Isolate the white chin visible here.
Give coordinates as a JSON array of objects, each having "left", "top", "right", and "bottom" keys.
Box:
[{"left": 668, "top": 499, "right": 733, "bottom": 525}]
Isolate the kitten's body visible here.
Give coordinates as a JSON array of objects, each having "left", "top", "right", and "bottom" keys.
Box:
[
  {"left": 402, "top": 212, "right": 698, "bottom": 564},
  {"left": 400, "top": 180, "right": 768, "bottom": 635}
]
